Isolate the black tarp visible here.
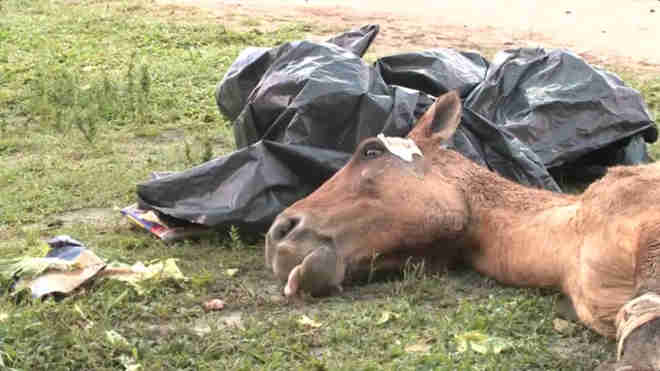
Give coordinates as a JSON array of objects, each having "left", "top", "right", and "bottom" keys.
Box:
[
  {"left": 463, "top": 48, "right": 657, "bottom": 169},
  {"left": 136, "top": 25, "right": 657, "bottom": 230}
]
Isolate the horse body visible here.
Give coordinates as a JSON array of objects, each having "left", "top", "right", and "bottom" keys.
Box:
[{"left": 265, "top": 90, "right": 660, "bottom": 369}]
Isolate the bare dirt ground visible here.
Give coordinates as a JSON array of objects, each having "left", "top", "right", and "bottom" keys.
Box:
[{"left": 158, "top": 0, "right": 660, "bottom": 74}]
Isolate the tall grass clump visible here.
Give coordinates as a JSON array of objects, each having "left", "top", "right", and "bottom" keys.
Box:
[{"left": 25, "top": 58, "right": 154, "bottom": 143}]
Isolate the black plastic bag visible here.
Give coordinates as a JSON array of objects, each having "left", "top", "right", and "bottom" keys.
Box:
[
  {"left": 456, "top": 108, "right": 560, "bottom": 191},
  {"left": 139, "top": 25, "right": 435, "bottom": 229},
  {"left": 464, "top": 48, "right": 657, "bottom": 169},
  {"left": 138, "top": 141, "right": 350, "bottom": 229},
  {"left": 137, "top": 26, "right": 656, "bottom": 230},
  {"left": 215, "top": 24, "right": 379, "bottom": 126},
  {"left": 227, "top": 44, "right": 431, "bottom": 151},
  {"left": 375, "top": 49, "right": 489, "bottom": 98}
]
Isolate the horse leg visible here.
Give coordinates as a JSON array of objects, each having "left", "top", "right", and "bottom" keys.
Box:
[
  {"left": 612, "top": 294, "right": 660, "bottom": 370},
  {"left": 603, "top": 225, "right": 660, "bottom": 371}
]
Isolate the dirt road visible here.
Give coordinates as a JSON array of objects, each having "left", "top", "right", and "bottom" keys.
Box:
[{"left": 160, "top": 0, "right": 659, "bottom": 72}]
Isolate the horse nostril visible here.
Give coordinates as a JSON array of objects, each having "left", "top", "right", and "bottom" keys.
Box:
[{"left": 271, "top": 216, "right": 301, "bottom": 242}]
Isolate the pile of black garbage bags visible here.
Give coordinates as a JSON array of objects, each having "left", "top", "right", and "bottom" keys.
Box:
[{"left": 136, "top": 25, "right": 657, "bottom": 231}]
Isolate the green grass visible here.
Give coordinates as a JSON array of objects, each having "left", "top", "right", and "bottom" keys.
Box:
[{"left": 0, "top": 0, "right": 658, "bottom": 370}]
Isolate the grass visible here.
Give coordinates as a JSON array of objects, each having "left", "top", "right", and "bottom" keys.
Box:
[{"left": 0, "top": 0, "right": 658, "bottom": 369}]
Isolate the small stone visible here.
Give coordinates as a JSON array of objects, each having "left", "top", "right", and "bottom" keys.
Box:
[
  {"left": 220, "top": 311, "right": 243, "bottom": 328},
  {"left": 147, "top": 324, "right": 174, "bottom": 337},
  {"left": 553, "top": 318, "right": 574, "bottom": 334},
  {"left": 565, "top": 10, "right": 572, "bottom": 14},
  {"left": 651, "top": 9, "right": 656, "bottom": 13},
  {"left": 270, "top": 295, "right": 285, "bottom": 303},
  {"left": 203, "top": 298, "right": 225, "bottom": 311},
  {"left": 405, "top": 343, "right": 431, "bottom": 353}
]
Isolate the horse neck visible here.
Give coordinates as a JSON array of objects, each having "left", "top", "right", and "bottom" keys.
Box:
[{"left": 441, "top": 153, "right": 580, "bottom": 288}]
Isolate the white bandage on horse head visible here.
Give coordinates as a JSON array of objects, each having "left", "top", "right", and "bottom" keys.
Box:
[{"left": 377, "top": 134, "right": 423, "bottom": 162}]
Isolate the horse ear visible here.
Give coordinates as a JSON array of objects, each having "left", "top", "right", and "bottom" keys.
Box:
[{"left": 407, "top": 90, "right": 462, "bottom": 144}]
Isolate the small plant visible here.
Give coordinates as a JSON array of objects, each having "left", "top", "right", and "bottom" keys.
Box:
[
  {"left": 392, "top": 258, "right": 427, "bottom": 298},
  {"left": 228, "top": 225, "right": 243, "bottom": 249},
  {"left": 184, "top": 139, "right": 193, "bottom": 164},
  {"left": 73, "top": 104, "right": 98, "bottom": 143},
  {"left": 125, "top": 54, "right": 135, "bottom": 111},
  {"left": 183, "top": 136, "right": 215, "bottom": 165},
  {"left": 0, "top": 116, "right": 7, "bottom": 134},
  {"left": 23, "top": 59, "right": 155, "bottom": 143},
  {"left": 201, "top": 137, "right": 213, "bottom": 163},
  {"left": 135, "top": 63, "right": 151, "bottom": 125},
  {"left": 139, "top": 64, "right": 150, "bottom": 97},
  {"left": 367, "top": 249, "right": 381, "bottom": 284}
]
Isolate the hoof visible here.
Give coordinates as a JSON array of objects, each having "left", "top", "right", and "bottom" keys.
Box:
[
  {"left": 615, "top": 293, "right": 660, "bottom": 370},
  {"left": 595, "top": 360, "right": 655, "bottom": 371}
]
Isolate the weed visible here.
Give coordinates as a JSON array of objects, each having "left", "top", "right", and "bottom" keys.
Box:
[
  {"left": 228, "top": 225, "right": 244, "bottom": 249},
  {"left": 136, "top": 63, "right": 152, "bottom": 125},
  {"left": 367, "top": 250, "right": 381, "bottom": 284},
  {"left": 184, "top": 139, "right": 193, "bottom": 164},
  {"left": 22, "top": 60, "right": 156, "bottom": 143},
  {"left": 182, "top": 135, "right": 215, "bottom": 165},
  {"left": 202, "top": 137, "right": 214, "bottom": 163},
  {"left": 392, "top": 258, "right": 430, "bottom": 303},
  {"left": 0, "top": 116, "right": 6, "bottom": 134}
]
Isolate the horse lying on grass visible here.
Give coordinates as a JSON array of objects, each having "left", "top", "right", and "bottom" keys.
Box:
[{"left": 265, "top": 91, "right": 660, "bottom": 370}]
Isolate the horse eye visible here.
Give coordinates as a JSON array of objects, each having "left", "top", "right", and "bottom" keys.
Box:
[{"left": 363, "top": 147, "right": 384, "bottom": 159}]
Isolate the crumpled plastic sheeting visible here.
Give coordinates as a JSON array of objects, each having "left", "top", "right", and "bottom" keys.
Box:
[
  {"left": 138, "top": 141, "right": 350, "bottom": 228},
  {"left": 464, "top": 48, "right": 657, "bottom": 169},
  {"left": 136, "top": 25, "right": 656, "bottom": 230},
  {"left": 228, "top": 46, "right": 431, "bottom": 151},
  {"left": 457, "top": 108, "right": 560, "bottom": 191},
  {"left": 138, "top": 25, "right": 439, "bottom": 229},
  {"left": 215, "top": 24, "right": 379, "bottom": 125},
  {"left": 375, "top": 49, "right": 489, "bottom": 98}
]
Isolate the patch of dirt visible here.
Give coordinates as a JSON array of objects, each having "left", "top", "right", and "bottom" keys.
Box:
[
  {"left": 549, "top": 336, "right": 614, "bottom": 364},
  {"left": 51, "top": 208, "right": 119, "bottom": 226},
  {"left": 20, "top": 208, "right": 122, "bottom": 233},
  {"left": 158, "top": 0, "right": 660, "bottom": 76},
  {"left": 193, "top": 310, "right": 244, "bottom": 336},
  {"left": 134, "top": 128, "right": 186, "bottom": 144}
]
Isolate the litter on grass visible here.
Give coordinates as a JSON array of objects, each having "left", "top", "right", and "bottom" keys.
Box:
[
  {"left": 0, "top": 235, "right": 187, "bottom": 299},
  {"left": 121, "top": 203, "right": 212, "bottom": 242},
  {"left": 454, "top": 330, "right": 514, "bottom": 354}
]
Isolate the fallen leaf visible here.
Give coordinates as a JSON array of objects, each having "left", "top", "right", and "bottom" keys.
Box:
[
  {"left": 224, "top": 268, "right": 239, "bottom": 277},
  {"left": 376, "top": 310, "right": 400, "bottom": 325},
  {"left": 74, "top": 303, "right": 86, "bottom": 318},
  {"left": 105, "top": 330, "right": 129, "bottom": 346},
  {"left": 298, "top": 315, "right": 322, "bottom": 328},
  {"left": 193, "top": 321, "right": 212, "bottom": 336},
  {"left": 553, "top": 318, "right": 575, "bottom": 334},
  {"left": 405, "top": 342, "right": 431, "bottom": 353},
  {"left": 221, "top": 311, "right": 243, "bottom": 328},
  {"left": 455, "top": 331, "right": 512, "bottom": 354},
  {"left": 119, "top": 354, "right": 141, "bottom": 371},
  {"left": 0, "top": 257, "right": 74, "bottom": 279},
  {"left": 103, "top": 258, "right": 187, "bottom": 293},
  {"left": 74, "top": 303, "right": 95, "bottom": 329},
  {"left": 204, "top": 298, "right": 225, "bottom": 311}
]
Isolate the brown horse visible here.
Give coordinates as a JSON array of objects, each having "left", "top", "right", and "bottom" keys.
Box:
[{"left": 265, "top": 91, "right": 660, "bottom": 370}]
